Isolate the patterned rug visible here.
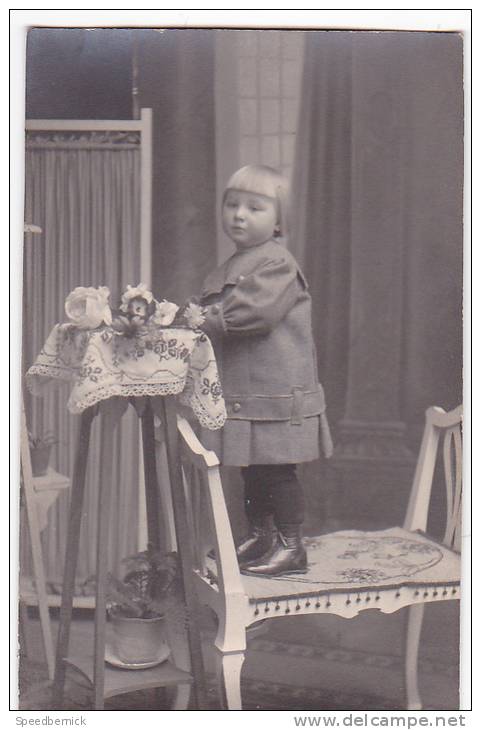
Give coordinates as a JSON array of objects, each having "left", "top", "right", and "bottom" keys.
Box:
[{"left": 18, "top": 656, "right": 398, "bottom": 711}]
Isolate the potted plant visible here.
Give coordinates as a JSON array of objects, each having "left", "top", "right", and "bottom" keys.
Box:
[
  {"left": 28, "top": 430, "right": 57, "bottom": 477},
  {"left": 106, "top": 546, "right": 179, "bottom": 666}
]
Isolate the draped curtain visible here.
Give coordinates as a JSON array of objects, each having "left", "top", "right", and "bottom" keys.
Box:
[
  {"left": 22, "top": 138, "right": 142, "bottom": 585},
  {"left": 291, "top": 31, "right": 463, "bottom": 434},
  {"left": 136, "top": 29, "right": 218, "bottom": 303},
  {"left": 290, "top": 31, "right": 463, "bottom": 530},
  {"left": 290, "top": 33, "right": 353, "bottom": 429},
  {"left": 287, "top": 34, "right": 354, "bottom": 531}
]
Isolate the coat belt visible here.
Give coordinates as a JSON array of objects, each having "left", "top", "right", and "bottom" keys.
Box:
[{"left": 225, "top": 386, "right": 326, "bottom": 422}]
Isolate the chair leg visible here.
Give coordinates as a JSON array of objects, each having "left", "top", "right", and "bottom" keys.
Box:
[
  {"left": 159, "top": 396, "right": 209, "bottom": 710},
  {"left": 164, "top": 596, "right": 192, "bottom": 711},
  {"left": 19, "top": 600, "right": 34, "bottom": 660},
  {"left": 214, "top": 649, "right": 245, "bottom": 710},
  {"left": 212, "top": 602, "right": 247, "bottom": 710},
  {"left": 405, "top": 603, "right": 426, "bottom": 710},
  {"left": 169, "top": 684, "right": 192, "bottom": 711}
]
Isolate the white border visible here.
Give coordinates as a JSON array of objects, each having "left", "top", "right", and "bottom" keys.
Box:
[
  {"left": 7, "top": 8, "right": 473, "bottom": 31},
  {"left": 8, "top": 8, "right": 472, "bottom": 724}
]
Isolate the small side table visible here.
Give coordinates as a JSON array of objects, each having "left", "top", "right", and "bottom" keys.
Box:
[{"left": 52, "top": 395, "right": 208, "bottom": 710}]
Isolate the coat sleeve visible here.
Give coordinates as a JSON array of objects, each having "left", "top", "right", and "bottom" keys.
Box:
[{"left": 201, "top": 257, "right": 300, "bottom": 338}]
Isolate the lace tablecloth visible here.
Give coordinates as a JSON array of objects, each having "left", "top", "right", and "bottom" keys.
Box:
[{"left": 26, "top": 323, "right": 226, "bottom": 430}]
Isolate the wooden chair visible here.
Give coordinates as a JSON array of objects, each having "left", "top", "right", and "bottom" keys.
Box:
[
  {"left": 176, "top": 405, "right": 462, "bottom": 710},
  {"left": 19, "top": 399, "right": 72, "bottom": 679}
]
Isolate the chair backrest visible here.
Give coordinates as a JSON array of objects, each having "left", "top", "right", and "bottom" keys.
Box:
[
  {"left": 176, "top": 417, "right": 245, "bottom": 599},
  {"left": 403, "top": 405, "right": 463, "bottom": 550}
]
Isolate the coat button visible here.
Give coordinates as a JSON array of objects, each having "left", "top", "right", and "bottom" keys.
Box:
[
  {"left": 233, "top": 402, "right": 241, "bottom": 412},
  {"left": 211, "top": 305, "right": 220, "bottom": 314}
]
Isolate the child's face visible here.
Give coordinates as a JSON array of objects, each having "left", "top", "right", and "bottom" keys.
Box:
[{"left": 222, "top": 189, "right": 278, "bottom": 249}]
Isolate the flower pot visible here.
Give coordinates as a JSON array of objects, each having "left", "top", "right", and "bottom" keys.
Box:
[
  {"left": 110, "top": 614, "right": 169, "bottom": 665},
  {"left": 30, "top": 445, "right": 52, "bottom": 477}
]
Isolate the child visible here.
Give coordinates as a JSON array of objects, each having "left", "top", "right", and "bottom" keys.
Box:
[{"left": 197, "top": 165, "right": 332, "bottom": 576}]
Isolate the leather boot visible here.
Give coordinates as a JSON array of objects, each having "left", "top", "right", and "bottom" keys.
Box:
[
  {"left": 240, "top": 524, "right": 307, "bottom": 576},
  {"left": 236, "top": 517, "right": 276, "bottom": 566}
]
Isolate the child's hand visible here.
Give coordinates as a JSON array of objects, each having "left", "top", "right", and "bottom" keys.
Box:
[{"left": 175, "top": 297, "right": 206, "bottom": 330}]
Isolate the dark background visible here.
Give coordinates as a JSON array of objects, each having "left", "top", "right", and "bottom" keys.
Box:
[{"left": 26, "top": 28, "right": 134, "bottom": 119}]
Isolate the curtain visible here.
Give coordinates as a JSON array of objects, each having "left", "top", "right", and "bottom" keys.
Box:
[
  {"left": 136, "top": 29, "right": 218, "bottom": 303},
  {"left": 290, "top": 32, "right": 353, "bottom": 428},
  {"left": 289, "top": 32, "right": 463, "bottom": 531},
  {"left": 291, "top": 31, "right": 463, "bottom": 435},
  {"left": 287, "top": 33, "right": 354, "bottom": 531},
  {"left": 22, "top": 140, "right": 142, "bottom": 586}
]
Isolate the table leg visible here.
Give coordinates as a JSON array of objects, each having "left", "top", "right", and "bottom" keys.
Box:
[
  {"left": 52, "top": 408, "right": 95, "bottom": 708},
  {"left": 157, "top": 396, "right": 208, "bottom": 711},
  {"left": 93, "top": 399, "right": 124, "bottom": 710},
  {"left": 140, "top": 402, "right": 162, "bottom": 550}
]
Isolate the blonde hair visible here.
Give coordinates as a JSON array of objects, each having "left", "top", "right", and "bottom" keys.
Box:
[{"left": 223, "top": 165, "right": 290, "bottom": 237}]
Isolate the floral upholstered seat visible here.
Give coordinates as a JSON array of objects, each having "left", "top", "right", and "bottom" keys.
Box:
[{"left": 241, "top": 527, "right": 459, "bottom": 616}]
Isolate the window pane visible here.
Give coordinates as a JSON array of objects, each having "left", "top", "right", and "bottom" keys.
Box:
[
  {"left": 237, "top": 30, "right": 258, "bottom": 58},
  {"left": 239, "top": 98, "right": 258, "bottom": 135},
  {"left": 281, "top": 31, "right": 304, "bottom": 59},
  {"left": 281, "top": 134, "right": 296, "bottom": 166},
  {"left": 259, "top": 30, "right": 281, "bottom": 58},
  {"left": 282, "top": 98, "right": 299, "bottom": 133},
  {"left": 282, "top": 60, "right": 302, "bottom": 98},
  {"left": 260, "top": 58, "right": 280, "bottom": 97},
  {"left": 238, "top": 56, "right": 257, "bottom": 96},
  {"left": 261, "top": 99, "right": 280, "bottom": 134},
  {"left": 240, "top": 135, "right": 260, "bottom": 166},
  {"left": 261, "top": 135, "right": 280, "bottom": 168}
]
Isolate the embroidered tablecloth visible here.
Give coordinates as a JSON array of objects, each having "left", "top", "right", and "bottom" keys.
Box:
[{"left": 26, "top": 323, "right": 226, "bottom": 430}]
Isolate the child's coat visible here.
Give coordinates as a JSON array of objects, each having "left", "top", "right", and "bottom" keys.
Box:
[{"left": 199, "top": 239, "right": 331, "bottom": 466}]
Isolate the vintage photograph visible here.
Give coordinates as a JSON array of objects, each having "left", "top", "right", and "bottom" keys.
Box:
[{"left": 16, "top": 18, "right": 464, "bottom": 712}]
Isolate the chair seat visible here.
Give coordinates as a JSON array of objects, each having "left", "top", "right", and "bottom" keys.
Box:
[
  {"left": 178, "top": 407, "right": 462, "bottom": 708},
  {"left": 239, "top": 527, "right": 460, "bottom": 605}
]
